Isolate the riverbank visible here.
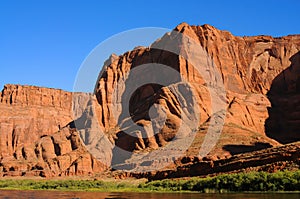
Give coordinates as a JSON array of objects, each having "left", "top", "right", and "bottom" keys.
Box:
[
  {"left": 140, "top": 170, "right": 300, "bottom": 193},
  {"left": 0, "top": 170, "right": 299, "bottom": 193}
]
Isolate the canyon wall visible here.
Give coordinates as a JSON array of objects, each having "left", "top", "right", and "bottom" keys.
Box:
[
  {"left": 93, "top": 23, "right": 300, "bottom": 169},
  {"left": 0, "top": 23, "right": 299, "bottom": 177},
  {"left": 0, "top": 85, "right": 106, "bottom": 177}
]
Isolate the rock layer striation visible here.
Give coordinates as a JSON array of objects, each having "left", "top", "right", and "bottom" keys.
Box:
[{"left": 0, "top": 23, "right": 300, "bottom": 177}]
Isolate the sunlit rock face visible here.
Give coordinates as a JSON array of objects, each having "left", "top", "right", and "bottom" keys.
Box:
[{"left": 0, "top": 23, "right": 300, "bottom": 177}]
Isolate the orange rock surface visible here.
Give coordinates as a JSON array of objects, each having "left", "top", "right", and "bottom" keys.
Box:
[
  {"left": 0, "top": 85, "right": 106, "bottom": 177},
  {"left": 94, "top": 23, "right": 300, "bottom": 168},
  {"left": 1, "top": 23, "right": 300, "bottom": 177}
]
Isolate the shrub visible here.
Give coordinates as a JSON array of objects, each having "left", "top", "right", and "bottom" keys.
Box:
[{"left": 142, "top": 170, "right": 300, "bottom": 192}]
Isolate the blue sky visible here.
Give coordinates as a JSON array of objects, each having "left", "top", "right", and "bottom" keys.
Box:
[{"left": 1, "top": 0, "right": 300, "bottom": 92}]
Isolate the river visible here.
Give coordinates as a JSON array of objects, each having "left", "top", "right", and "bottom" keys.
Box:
[{"left": 0, "top": 190, "right": 299, "bottom": 199}]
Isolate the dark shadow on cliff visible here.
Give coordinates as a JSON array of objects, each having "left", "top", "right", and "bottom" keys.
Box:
[
  {"left": 109, "top": 49, "right": 182, "bottom": 167},
  {"left": 265, "top": 51, "right": 300, "bottom": 144},
  {"left": 223, "top": 142, "right": 273, "bottom": 155}
]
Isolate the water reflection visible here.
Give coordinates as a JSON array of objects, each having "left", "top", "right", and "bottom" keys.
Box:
[{"left": 0, "top": 190, "right": 299, "bottom": 199}]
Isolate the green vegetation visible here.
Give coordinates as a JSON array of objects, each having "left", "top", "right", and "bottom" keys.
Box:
[
  {"left": 0, "top": 170, "right": 299, "bottom": 192},
  {"left": 140, "top": 170, "right": 300, "bottom": 192},
  {"left": 0, "top": 179, "right": 141, "bottom": 192}
]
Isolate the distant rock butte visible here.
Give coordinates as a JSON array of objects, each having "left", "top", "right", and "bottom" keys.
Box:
[
  {"left": 0, "top": 85, "right": 106, "bottom": 177},
  {"left": 1, "top": 23, "right": 300, "bottom": 178}
]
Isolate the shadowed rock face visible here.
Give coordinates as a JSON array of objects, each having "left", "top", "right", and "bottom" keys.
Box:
[
  {"left": 0, "top": 23, "right": 300, "bottom": 177},
  {"left": 94, "top": 23, "right": 300, "bottom": 169},
  {"left": 265, "top": 52, "right": 300, "bottom": 143}
]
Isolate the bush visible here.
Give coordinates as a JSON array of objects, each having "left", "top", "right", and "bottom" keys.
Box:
[
  {"left": 0, "top": 170, "right": 299, "bottom": 192},
  {"left": 143, "top": 170, "right": 300, "bottom": 192}
]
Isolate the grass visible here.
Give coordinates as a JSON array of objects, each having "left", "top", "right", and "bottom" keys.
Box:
[
  {"left": 0, "top": 170, "right": 299, "bottom": 193},
  {"left": 0, "top": 179, "right": 143, "bottom": 192},
  {"left": 140, "top": 170, "right": 300, "bottom": 193}
]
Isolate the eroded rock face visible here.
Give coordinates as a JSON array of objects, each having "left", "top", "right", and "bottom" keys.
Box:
[
  {"left": 0, "top": 85, "right": 72, "bottom": 160},
  {"left": 93, "top": 23, "right": 300, "bottom": 171},
  {"left": 0, "top": 85, "right": 107, "bottom": 177},
  {"left": 128, "top": 141, "right": 300, "bottom": 180},
  {"left": 0, "top": 23, "right": 299, "bottom": 177}
]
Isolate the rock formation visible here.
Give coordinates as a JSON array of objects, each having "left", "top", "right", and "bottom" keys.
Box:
[
  {"left": 127, "top": 141, "right": 300, "bottom": 180},
  {"left": 93, "top": 23, "right": 300, "bottom": 171},
  {"left": 0, "top": 23, "right": 299, "bottom": 178},
  {"left": 0, "top": 85, "right": 106, "bottom": 177}
]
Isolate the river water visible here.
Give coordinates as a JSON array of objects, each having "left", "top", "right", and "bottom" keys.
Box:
[{"left": 0, "top": 190, "right": 299, "bottom": 199}]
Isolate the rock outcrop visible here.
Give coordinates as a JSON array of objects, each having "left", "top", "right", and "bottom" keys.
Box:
[
  {"left": 92, "top": 23, "right": 300, "bottom": 172},
  {"left": 0, "top": 85, "right": 106, "bottom": 177},
  {"left": 127, "top": 141, "right": 300, "bottom": 180},
  {"left": 0, "top": 23, "right": 300, "bottom": 178}
]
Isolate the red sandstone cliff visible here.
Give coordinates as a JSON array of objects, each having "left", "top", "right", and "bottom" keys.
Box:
[
  {"left": 93, "top": 23, "right": 300, "bottom": 171},
  {"left": 0, "top": 85, "right": 106, "bottom": 177},
  {"left": 0, "top": 23, "right": 300, "bottom": 178}
]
